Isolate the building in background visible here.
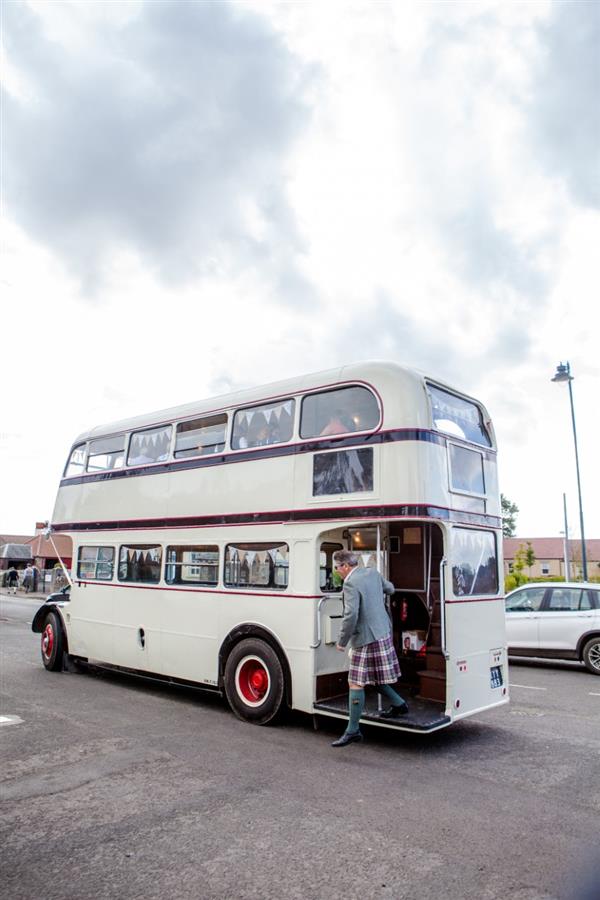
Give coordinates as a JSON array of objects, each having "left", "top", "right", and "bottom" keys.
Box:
[
  {"left": 503, "top": 537, "right": 600, "bottom": 581},
  {"left": 1, "top": 523, "right": 72, "bottom": 588}
]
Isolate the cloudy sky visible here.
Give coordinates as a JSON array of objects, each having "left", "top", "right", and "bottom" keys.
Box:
[{"left": 1, "top": 0, "right": 599, "bottom": 544}]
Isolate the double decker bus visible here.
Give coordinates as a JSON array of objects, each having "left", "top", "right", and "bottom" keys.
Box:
[{"left": 33, "top": 361, "right": 508, "bottom": 733}]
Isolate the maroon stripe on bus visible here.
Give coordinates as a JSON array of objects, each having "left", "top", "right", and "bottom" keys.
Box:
[{"left": 52, "top": 503, "right": 502, "bottom": 532}]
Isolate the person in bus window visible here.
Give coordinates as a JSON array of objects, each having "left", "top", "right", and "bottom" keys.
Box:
[
  {"left": 331, "top": 550, "right": 408, "bottom": 747},
  {"left": 320, "top": 409, "right": 354, "bottom": 436}
]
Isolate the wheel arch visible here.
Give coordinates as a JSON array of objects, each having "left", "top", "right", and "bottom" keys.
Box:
[
  {"left": 576, "top": 630, "right": 600, "bottom": 659},
  {"left": 219, "top": 623, "right": 292, "bottom": 708},
  {"left": 32, "top": 604, "right": 70, "bottom": 654}
]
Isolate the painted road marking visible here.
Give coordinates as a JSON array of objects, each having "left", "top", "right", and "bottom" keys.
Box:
[
  {"left": 0, "top": 715, "right": 23, "bottom": 726},
  {"left": 509, "top": 683, "right": 547, "bottom": 691},
  {"left": 589, "top": 692, "right": 600, "bottom": 697}
]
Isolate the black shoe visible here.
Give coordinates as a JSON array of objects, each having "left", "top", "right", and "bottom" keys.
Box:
[
  {"left": 380, "top": 703, "right": 409, "bottom": 718},
  {"left": 331, "top": 731, "right": 364, "bottom": 747}
]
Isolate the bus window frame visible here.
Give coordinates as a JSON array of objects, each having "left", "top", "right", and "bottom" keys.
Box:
[
  {"left": 164, "top": 544, "right": 220, "bottom": 586},
  {"left": 118, "top": 543, "right": 164, "bottom": 584},
  {"left": 127, "top": 424, "right": 174, "bottom": 468},
  {"left": 174, "top": 415, "right": 229, "bottom": 460},
  {"left": 63, "top": 442, "right": 89, "bottom": 479},
  {"left": 230, "top": 399, "right": 296, "bottom": 452},
  {"left": 426, "top": 381, "right": 492, "bottom": 449},
  {"left": 450, "top": 527, "right": 499, "bottom": 597},
  {"left": 223, "top": 542, "right": 290, "bottom": 591},
  {"left": 446, "top": 441, "right": 487, "bottom": 500},
  {"left": 299, "top": 384, "right": 382, "bottom": 440},
  {"left": 77, "top": 545, "right": 116, "bottom": 581}
]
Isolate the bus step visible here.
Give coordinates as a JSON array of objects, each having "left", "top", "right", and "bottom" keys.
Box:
[
  {"left": 417, "top": 670, "right": 446, "bottom": 702},
  {"left": 424, "top": 648, "right": 446, "bottom": 672},
  {"left": 313, "top": 693, "right": 449, "bottom": 733}
]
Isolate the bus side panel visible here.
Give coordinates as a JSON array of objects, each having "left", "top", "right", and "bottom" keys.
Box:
[
  {"left": 66, "top": 582, "right": 115, "bottom": 662},
  {"left": 166, "top": 455, "right": 296, "bottom": 519},
  {"left": 111, "top": 585, "right": 163, "bottom": 673},
  {"left": 445, "top": 599, "right": 509, "bottom": 716},
  {"left": 158, "top": 588, "right": 219, "bottom": 684}
]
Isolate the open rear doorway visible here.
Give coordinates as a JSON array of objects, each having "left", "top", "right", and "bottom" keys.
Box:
[{"left": 314, "top": 521, "right": 449, "bottom": 732}]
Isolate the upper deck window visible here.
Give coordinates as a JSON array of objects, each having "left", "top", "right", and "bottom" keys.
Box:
[
  {"left": 300, "top": 386, "right": 380, "bottom": 439},
  {"left": 127, "top": 425, "right": 172, "bottom": 466},
  {"left": 64, "top": 444, "right": 86, "bottom": 478},
  {"left": 232, "top": 400, "right": 294, "bottom": 450},
  {"left": 427, "top": 384, "right": 491, "bottom": 447},
  {"left": 175, "top": 415, "right": 227, "bottom": 458},
  {"left": 449, "top": 444, "right": 485, "bottom": 495},
  {"left": 87, "top": 436, "right": 126, "bottom": 472}
]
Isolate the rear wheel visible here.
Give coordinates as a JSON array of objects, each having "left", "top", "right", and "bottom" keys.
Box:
[
  {"left": 224, "top": 638, "right": 285, "bottom": 725},
  {"left": 582, "top": 637, "right": 600, "bottom": 675},
  {"left": 41, "top": 611, "right": 65, "bottom": 671}
]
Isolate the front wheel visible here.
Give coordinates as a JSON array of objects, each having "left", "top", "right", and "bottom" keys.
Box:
[
  {"left": 582, "top": 637, "right": 600, "bottom": 675},
  {"left": 41, "top": 611, "right": 65, "bottom": 671},
  {"left": 224, "top": 638, "right": 286, "bottom": 725}
]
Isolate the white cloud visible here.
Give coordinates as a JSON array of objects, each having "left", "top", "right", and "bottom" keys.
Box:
[{"left": 1, "top": 0, "right": 598, "bottom": 543}]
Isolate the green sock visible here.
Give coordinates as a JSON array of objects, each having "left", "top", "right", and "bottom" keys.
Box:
[
  {"left": 377, "top": 684, "right": 406, "bottom": 706},
  {"left": 347, "top": 688, "right": 365, "bottom": 734}
]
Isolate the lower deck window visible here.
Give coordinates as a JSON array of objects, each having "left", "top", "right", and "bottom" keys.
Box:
[
  {"left": 320, "top": 542, "right": 343, "bottom": 592},
  {"left": 77, "top": 546, "right": 114, "bottom": 580},
  {"left": 451, "top": 528, "right": 498, "bottom": 596},
  {"left": 225, "top": 543, "right": 289, "bottom": 589},
  {"left": 165, "top": 545, "right": 219, "bottom": 585},
  {"left": 118, "top": 545, "right": 162, "bottom": 583}
]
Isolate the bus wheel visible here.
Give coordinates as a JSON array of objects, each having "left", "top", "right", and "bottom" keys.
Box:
[
  {"left": 224, "top": 638, "right": 285, "bottom": 725},
  {"left": 582, "top": 637, "right": 600, "bottom": 675},
  {"left": 41, "top": 611, "right": 65, "bottom": 672}
]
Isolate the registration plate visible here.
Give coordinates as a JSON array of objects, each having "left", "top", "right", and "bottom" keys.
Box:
[{"left": 490, "top": 665, "right": 503, "bottom": 689}]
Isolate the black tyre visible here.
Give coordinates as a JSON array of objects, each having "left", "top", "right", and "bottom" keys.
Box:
[
  {"left": 582, "top": 637, "right": 600, "bottom": 675},
  {"left": 41, "top": 611, "right": 65, "bottom": 671},
  {"left": 224, "top": 638, "right": 285, "bottom": 725}
]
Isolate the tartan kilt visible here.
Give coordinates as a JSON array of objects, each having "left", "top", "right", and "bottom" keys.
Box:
[{"left": 348, "top": 633, "right": 401, "bottom": 686}]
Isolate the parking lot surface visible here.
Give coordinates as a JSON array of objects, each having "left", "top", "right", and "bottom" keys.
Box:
[{"left": 1, "top": 593, "right": 599, "bottom": 900}]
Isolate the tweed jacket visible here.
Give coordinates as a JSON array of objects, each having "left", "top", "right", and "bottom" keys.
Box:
[{"left": 337, "top": 566, "right": 395, "bottom": 649}]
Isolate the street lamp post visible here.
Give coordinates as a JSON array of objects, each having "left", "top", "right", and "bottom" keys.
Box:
[
  {"left": 551, "top": 362, "right": 588, "bottom": 581},
  {"left": 561, "top": 492, "right": 570, "bottom": 582}
]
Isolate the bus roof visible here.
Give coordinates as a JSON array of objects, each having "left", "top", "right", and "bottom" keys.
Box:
[{"left": 72, "top": 360, "right": 486, "bottom": 444}]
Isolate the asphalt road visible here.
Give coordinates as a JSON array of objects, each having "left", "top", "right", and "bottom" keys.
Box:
[{"left": 1, "top": 593, "right": 599, "bottom": 900}]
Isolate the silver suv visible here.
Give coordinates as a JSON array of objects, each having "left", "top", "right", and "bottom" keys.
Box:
[{"left": 505, "top": 582, "right": 600, "bottom": 675}]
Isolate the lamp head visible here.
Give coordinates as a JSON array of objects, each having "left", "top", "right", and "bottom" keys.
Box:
[{"left": 551, "top": 361, "right": 573, "bottom": 383}]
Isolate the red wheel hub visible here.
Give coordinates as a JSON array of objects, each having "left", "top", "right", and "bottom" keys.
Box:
[
  {"left": 42, "top": 623, "right": 54, "bottom": 658},
  {"left": 237, "top": 658, "right": 270, "bottom": 704}
]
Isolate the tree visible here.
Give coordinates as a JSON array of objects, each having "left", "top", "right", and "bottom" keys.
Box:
[
  {"left": 501, "top": 494, "right": 519, "bottom": 537},
  {"left": 524, "top": 541, "right": 536, "bottom": 577},
  {"left": 512, "top": 544, "right": 528, "bottom": 587}
]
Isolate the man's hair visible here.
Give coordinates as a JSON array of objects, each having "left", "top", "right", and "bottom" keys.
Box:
[{"left": 333, "top": 549, "right": 359, "bottom": 567}]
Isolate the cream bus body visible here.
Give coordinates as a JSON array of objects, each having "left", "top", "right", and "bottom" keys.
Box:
[{"left": 34, "top": 361, "right": 508, "bottom": 732}]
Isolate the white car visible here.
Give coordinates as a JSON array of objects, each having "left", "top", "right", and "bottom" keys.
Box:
[{"left": 505, "top": 582, "right": 600, "bottom": 675}]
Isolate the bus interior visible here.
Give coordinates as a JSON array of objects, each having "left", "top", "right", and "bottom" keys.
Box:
[{"left": 314, "top": 522, "right": 451, "bottom": 732}]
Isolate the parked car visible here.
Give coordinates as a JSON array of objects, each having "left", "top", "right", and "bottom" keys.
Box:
[{"left": 505, "top": 582, "right": 600, "bottom": 675}]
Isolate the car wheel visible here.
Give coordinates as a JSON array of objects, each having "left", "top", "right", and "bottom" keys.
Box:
[
  {"left": 41, "top": 611, "right": 65, "bottom": 671},
  {"left": 582, "top": 637, "right": 600, "bottom": 675},
  {"left": 224, "top": 638, "right": 285, "bottom": 725}
]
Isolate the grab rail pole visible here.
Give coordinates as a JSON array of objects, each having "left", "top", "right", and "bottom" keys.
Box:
[{"left": 439, "top": 557, "right": 448, "bottom": 657}]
